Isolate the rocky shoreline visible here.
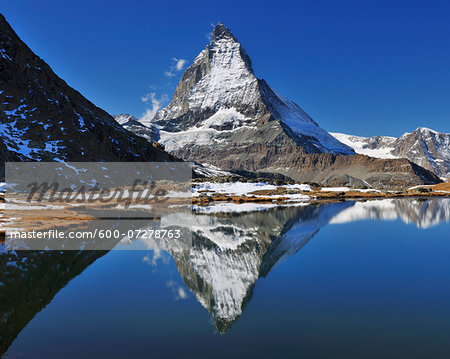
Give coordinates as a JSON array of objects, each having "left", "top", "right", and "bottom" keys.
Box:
[{"left": 192, "top": 180, "right": 450, "bottom": 206}]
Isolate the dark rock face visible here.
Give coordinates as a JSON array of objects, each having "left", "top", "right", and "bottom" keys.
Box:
[
  {"left": 176, "top": 143, "right": 439, "bottom": 188},
  {"left": 0, "top": 14, "right": 173, "bottom": 174}
]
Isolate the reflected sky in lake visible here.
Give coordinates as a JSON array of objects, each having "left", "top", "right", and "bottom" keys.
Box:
[{"left": 2, "top": 198, "right": 450, "bottom": 358}]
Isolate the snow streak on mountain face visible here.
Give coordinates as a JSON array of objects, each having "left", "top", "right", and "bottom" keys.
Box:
[
  {"left": 332, "top": 128, "right": 450, "bottom": 179},
  {"left": 148, "top": 23, "right": 354, "bottom": 164}
]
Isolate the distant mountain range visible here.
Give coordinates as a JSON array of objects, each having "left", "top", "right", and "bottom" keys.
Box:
[{"left": 331, "top": 128, "right": 450, "bottom": 180}]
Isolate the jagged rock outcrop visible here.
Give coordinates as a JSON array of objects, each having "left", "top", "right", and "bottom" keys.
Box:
[
  {"left": 0, "top": 14, "right": 173, "bottom": 176},
  {"left": 332, "top": 127, "right": 450, "bottom": 179}
]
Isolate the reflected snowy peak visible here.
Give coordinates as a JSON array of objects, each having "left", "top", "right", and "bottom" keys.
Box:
[
  {"left": 151, "top": 198, "right": 450, "bottom": 331},
  {"left": 150, "top": 203, "right": 353, "bottom": 332},
  {"left": 329, "top": 198, "right": 450, "bottom": 228}
]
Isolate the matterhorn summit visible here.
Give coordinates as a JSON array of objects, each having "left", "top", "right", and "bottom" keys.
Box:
[
  {"left": 149, "top": 22, "right": 354, "bottom": 173},
  {"left": 120, "top": 22, "right": 439, "bottom": 188}
]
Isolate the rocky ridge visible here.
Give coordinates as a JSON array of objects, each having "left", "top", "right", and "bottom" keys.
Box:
[
  {"left": 332, "top": 128, "right": 450, "bottom": 179},
  {"left": 0, "top": 14, "right": 173, "bottom": 177}
]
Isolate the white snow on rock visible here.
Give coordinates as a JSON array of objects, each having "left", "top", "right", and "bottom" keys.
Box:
[
  {"left": 331, "top": 128, "right": 450, "bottom": 179},
  {"left": 193, "top": 181, "right": 278, "bottom": 196},
  {"left": 114, "top": 113, "right": 136, "bottom": 125},
  {"left": 0, "top": 48, "right": 12, "bottom": 61},
  {"left": 191, "top": 163, "right": 233, "bottom": 177},
  {"left": 190, "top": 43, "right": 256, "bottom": 110},
  {"left": 407, "top": 184, "right": 433, "bottom": 190},
  {"left": 158, "top": 108, "right": 257, "bottom": 152},
  {"left": 320, "top": 187, "right": 351, "bottom": 192},
  {"left": 193, "top": 181, "right": 311, "bottom": 196},
  {"left": 193, "top": 202, "right": 278, "bottom": 214},
  {"left": 285, "top": 184, "right": 312, "bottom": 191},
  {"left": 330, "top": 132, "right": 399, "bottom": 159},
  {"left": 191, "top": 181, "right": 312, "bottom": 212},
  {"left": 0, "top": 120, "right": 62, "bottom": 158},
  {"left": 272, "top": 94, "right": 354, "bottom": 154},
  {"left": 202, "top": 108, "right": 247, "bottom": 129}
]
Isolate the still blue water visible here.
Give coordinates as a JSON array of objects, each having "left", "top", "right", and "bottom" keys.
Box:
[{"left": 2, "top": 198, "right": 450, "bottom": 358}]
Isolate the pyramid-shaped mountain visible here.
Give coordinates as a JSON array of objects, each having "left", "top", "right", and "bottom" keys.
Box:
[
  {"left": 0, "top": 14, "right": 172, "bottom": 175},
  {"left": 144, "top": 23, "right": 440, "bottom": 188},
  {"left": 152, "top": 23, "right": 354, "bottom": 157}
]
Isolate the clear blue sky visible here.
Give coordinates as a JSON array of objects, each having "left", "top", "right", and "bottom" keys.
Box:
[{"left": 2, "top": 0, "right": 449, "bottom": 137}]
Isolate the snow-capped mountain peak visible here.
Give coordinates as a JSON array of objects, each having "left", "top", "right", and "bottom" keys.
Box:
[
  {"left": 212, "top": 22, "right": 238, "bottom": 41},
  {"left": 113, "top": 113, "right": 159, "bottom": 143},
  {"left": 154, "top": 23, "right": 257, "bottom": 124},
  {"left": 417, "top": 127, "right": 439, "bottom": 134},
  {"left": 147, "top": 22, "right": 354, "bottom": 178},
  {"left": 114, "top": 113, "right": 137, "bottom": 125}
]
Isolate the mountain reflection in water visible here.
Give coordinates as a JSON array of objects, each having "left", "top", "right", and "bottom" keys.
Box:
[{"left": 1, "top": 198, "right": 449, "bottom": 355}]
